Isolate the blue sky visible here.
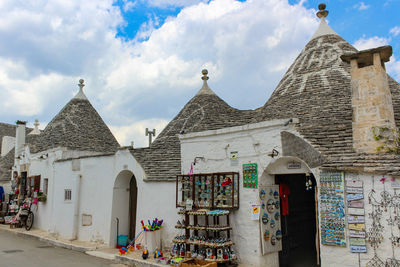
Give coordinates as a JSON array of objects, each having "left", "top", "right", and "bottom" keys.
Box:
[{"left": 0, "top": 0, "right": 399, "bottom": 147}]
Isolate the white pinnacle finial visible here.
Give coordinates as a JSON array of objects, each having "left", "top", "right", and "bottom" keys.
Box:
[
  {"left": 28, "top": 119, "right": 41, "bottom": 135},
  {"left": 196, "top": 69, "right": 215, "bottom": 96},
  {"left": 78, "top": 79, "right": 85, "bottom": 91},
  {"left": 311, "top": 3, "right": 338, "bottom": 40},
  {"left": 74, "top": 78, "right": 88, "bottom": 100},
  {"left": 316, "top": 3, "right": 328, "bottom": 18}
]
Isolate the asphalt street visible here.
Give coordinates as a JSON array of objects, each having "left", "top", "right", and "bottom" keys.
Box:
[{"left": 0, "top": 230, "right": 126, "bottom": 267}]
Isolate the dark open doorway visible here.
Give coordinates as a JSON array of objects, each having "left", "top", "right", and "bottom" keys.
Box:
[
  {"left": 129, "top": 175, "right": 138, "bottom": 240},
  {"left": 275, "top": 174, "right": 320, "bottom": 267}
]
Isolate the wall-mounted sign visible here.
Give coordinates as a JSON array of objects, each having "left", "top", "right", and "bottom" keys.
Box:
[
  {"left": 251, "top": 205, "right": 260, "bottom": 220},
  {"left": 287, "top": 161, "right": 301, "bottom": 169},
  {"left": 392, "top": 179, "right": 400, "bottom": 189},
  {"left": 320, "top": 171, "right": 346, "bottom": 247},
  {"left": 243, "top": 163, "right": 258, "bottom": 188},
  {"left": 349, "top": 230, "right": 366, "bottom": 238},
  {"left": 350, "top": 245, "right": 367, "bottom": 253},
  {"left": 230, "top": 151, "right": 238, "bottom": 166},
  {"left": 345, "top": 179, "right": 366, "bottom": 253},
  {"left": 348, "top": 215, "right": 365, "bottom": 224}
]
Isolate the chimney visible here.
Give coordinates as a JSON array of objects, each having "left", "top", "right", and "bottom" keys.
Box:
[
  {"left": 15, "top": 120, "right": 26, "bottom": 157},
  {"left": 341, "top": 46, "right": 396, "bottom": 153}
]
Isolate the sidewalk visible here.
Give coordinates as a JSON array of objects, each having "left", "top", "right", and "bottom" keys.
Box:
[{"left": 0, "top": 224, "right": 167, "bottom": 267}]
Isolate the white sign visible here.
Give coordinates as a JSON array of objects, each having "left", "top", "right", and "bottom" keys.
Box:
[
  {"left": 350, "top": 245, "right": 367, "bottom": 253},
  {"left": 346, "top": 187, "right": 363, "bottom": 194},
  {"left": 349, "top": 230, "right": 366, "bottom": 238},
  {"left": 348, "top": 215, "right": 365, "bottom": 224},
  {"left": 348, "top": 208, "right": 364, "bottom": 216},
  {"left": 347, "top": 194, "right": 364, "bottom": 201},
  {"left": 251, "top": 205, "right": 260, "bottom": 221},
  {"left": 346, "top": 180, "right": 363, "bottom": 188},
  {"left": 287, "top": 161, "right": 301, "bottom": 169},
  {"left": 230, "top": 151, "right": 238, "bottom": 166},
  {"left": 392, "top": 179, "right": 400, "bottom": 189}
]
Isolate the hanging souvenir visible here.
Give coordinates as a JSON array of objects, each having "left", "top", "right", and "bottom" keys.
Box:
[
  {"left": 276, "top": 230, "right": 282, "bottom": 241},
  {"left": 262, "top": 213, "right": 269, "bottom": 224},
  {"left": 275, "top": 200, "right": 280, "bottom": 209},
  {"left": 267, "top": 199, "right": 275, "bottom": 213},
  {"left": 271, "top": 235, "right": 277, "bottom": 245},
  {"left": 264, "top": 230, "right": 270, "bottom": 241},
  {"left": 275, "top": 212, "right": 280, "bottom": 221},
  {"left": 260, "top": 189, "right": 266, "bottom": 200},
  {"left": 270, "top": 219, "right": 276, "bottom": 228},
  {"left": 273, "top": 190, "right": 279, "bottom": 199}
]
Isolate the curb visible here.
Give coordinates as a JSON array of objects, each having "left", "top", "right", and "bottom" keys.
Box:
[
  {"left": 116, "top": 255, "right": 165, "bottom": 267},
  {"left": 0, "top": 226, "right": 97, "bottom": 253}
]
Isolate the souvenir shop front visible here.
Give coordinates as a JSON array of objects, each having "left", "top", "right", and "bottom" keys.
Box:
[{"left": 0, "top": 170, "right": 45, "bottom": 230}]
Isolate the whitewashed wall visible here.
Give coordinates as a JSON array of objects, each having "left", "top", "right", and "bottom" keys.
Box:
[
  {"left": 44, "top": 148, "right": 178, "bottom": 248},
  {"left": 180, "top": 119, "right": 302, "bottom": 267},
  {"left": 318, "top": 171, "right": 400, "bottom": 267}
]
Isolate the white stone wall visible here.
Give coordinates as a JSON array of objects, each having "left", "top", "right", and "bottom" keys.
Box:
[
  {"left": 318, "top": 171, "right": 400, "bottom": 267},
  {"left": 43, "top": 149, "right": 178, "bottom": 248},
  {"left": 180, "top": 119, "right": 302, "bottom": 266}
]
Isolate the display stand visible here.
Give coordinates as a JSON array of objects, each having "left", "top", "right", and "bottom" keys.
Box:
[
  {"left": 173, "top": 210, "right": 236, "bottom": 262},
  {"left": 174, "top": 172, "right": 239, "bottom": 263}
]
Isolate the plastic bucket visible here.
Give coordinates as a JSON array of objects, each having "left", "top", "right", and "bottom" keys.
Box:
[{"left": 117, "top": 235, "right": 128, "bottom": 246}]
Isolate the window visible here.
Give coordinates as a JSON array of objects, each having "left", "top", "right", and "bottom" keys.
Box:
[
  {"left": 33, "top": 175, "right": 41, "bottom": 192},
  {"left": 44, "top": 179, "right": 48, "bottom": 195},
  {"left": 64, "top": 189, "right": 72, "bottom": 201}
]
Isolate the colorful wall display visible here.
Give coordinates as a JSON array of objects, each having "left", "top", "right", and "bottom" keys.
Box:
[
  {"left": 259, "top": 185, "right": 282, "bottom": 255},
  {"left": 242, "top": 163, "right": 258, "bottom": 189},
  {"left": 346, "top": 179, "right": 367, "bottom": 253},
  {"left": 320, "top": 171, "right": 346, "bottom": 247}
]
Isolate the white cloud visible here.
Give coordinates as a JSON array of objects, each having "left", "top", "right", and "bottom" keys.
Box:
[
  {"left": 390, "top": 26, "right": 400, "bottom": 37},
  {"left": 353, "top": 2, "right": 370, "bottom": 10},
  {"left": 353, "top": 36, "right": 390, "bottom": 50},
  {"left": 123, "top": 0, "right": 137, "bottom": 12},
  {"left": 0, "top": 0, "right": 321, "bottom": 145},
  {"left": 353, "top": 36, "right": 400, "bottom": 80},
  {"left": 145, "top": 0, "right": 208, "bottom": 8},
  {"left": 110, "top": 119, "right": 168, "bottom": 147}
]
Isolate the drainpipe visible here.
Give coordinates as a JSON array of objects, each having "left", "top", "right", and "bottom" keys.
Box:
[{"left": 72, "top": 174, "right": 82, "bottom": 240}]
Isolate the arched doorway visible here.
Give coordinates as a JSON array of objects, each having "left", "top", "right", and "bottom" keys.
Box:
[
  {"left": 263, "top": 157, "right": 320, "bottom": 267},
  {"left": 110, "top": 170, "right": 138, "bottom": 247},
  {"left": 129, "top": 175, "right": 138, "bottom": 240},
  {"left": 275, "top": 173, "right": 319, "bottom": 267}
]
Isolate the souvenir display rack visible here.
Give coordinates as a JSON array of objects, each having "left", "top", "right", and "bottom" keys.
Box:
[
  {"left": 173, "top": 209, "right": 236, "bottom": 262},
  {"left": 320, "top": 171, "right": 346, "bottom": 247},
  {"left": 176, "top": 172, "right": 239, "bottom": 210}
]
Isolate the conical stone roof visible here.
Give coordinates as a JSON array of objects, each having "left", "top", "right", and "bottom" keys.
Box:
[
  {"left": 259, "top": 21, "right": 400, "bottom": 175},
  {"left": 31, "top": 81, "right": 119, "bottom": 153},
  {"left": 132, "top": 70, "right": 255, "bottom": 181}
]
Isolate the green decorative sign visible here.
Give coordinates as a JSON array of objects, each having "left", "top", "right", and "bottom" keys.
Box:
[{"left": 242, "top": 163, "right": 258, "bottom": 188}]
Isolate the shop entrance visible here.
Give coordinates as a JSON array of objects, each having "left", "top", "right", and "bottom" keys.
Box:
[
  {"left": 110, "top": 170, "right": 138, "bottom": 247},
  {"left": 129, "top": 176, "right": 138, "bottom": 240},
  {"left": 275, "top": 174, "right": 320, "bottom": 267}
]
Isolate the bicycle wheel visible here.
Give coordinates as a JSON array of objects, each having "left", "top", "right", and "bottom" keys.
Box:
[{"left": 25, "top": 212, "right": 34, "bottom": 231}]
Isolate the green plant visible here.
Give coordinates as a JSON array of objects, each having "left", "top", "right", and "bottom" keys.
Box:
[
  {"left": 38, "top": 192, "right": 47, "bottom": 202},
  {"left": 371, "top": 126, "right": 400, "bottom": 154}
]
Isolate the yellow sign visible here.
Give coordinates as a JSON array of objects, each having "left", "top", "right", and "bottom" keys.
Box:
[
  {"left": 348, "top": 223, "right": 365, "bottom": 231},
  {"left": 253, "top": 206, "right": 259, "bottom": 214}
]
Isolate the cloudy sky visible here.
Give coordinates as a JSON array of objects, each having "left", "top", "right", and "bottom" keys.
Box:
[{"left": 1, "top": 0, "right": 399, "bottom": 147}]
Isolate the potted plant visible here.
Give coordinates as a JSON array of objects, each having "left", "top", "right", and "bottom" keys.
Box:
[{"left": 38, "top": 191, "right": 47, "bottom": 202}]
